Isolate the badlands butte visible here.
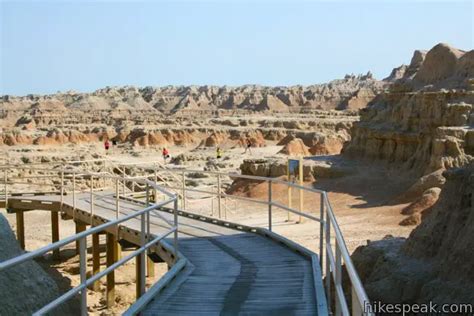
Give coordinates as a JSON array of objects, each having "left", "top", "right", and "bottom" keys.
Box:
[
  {"left": 1, "top": 42, "right": 474, "bottom": 312},
  {"left": 0, "top": 71, "right": 381, "bottom": 151}
]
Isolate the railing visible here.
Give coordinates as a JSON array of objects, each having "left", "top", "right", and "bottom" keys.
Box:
[
  {"left": 1, "top": 160, "right": 373, "bottom": 315},
  {"left": 0, "top": 166, "right": 180, "bottom": 316},
  {"left": 106, "top": 159, "right": 238, "bottom": 218},
  {"left": 110, "top": 162, "right": 237, "bottom": 217},
  {"left": 105, "top": 163, "right": 373, "bottom": 316}
]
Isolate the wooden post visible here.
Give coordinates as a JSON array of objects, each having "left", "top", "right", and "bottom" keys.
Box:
[
  {"left": 91, "top": 233, "right": 100, "bottom": 291},
  {"left": 298, "top": 156, "right": 304, "bottom": 224},
  {"left": 106, "top": 233, "right": 117, "bottom": 307},
  {"left": 16, "top": 211, "right": 25, "bottom": 250},
  {"left": 75, "top": 222, "right": 86, "bottom": 255},
  {"left": 51, "top": 211, "right": 60, "bottom": 259},
  {"left": 116, "top": 239, "right": 122, "bottom": 260},
  {"left": 136, "top": 252, "right": 144, "bottom": 299},
  {"left": 147, "top": 257, "right": 155, "bottom": 278}
]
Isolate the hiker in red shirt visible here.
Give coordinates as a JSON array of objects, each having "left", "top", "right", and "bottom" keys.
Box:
[
  {"left": 104, "top": 139, "right": 110, "bottom": 151},
  {"left": 162, "top": 147, "right": 170, "bottom": 163}
]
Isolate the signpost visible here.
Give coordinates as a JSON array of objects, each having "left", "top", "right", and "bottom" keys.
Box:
[{"left": 287, "top": 157, "right": 304, "bottom": 223}]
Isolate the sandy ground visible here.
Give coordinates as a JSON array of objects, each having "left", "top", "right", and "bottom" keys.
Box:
[{"left": 1, "top": 141, "right": 416, "bottom": 313}]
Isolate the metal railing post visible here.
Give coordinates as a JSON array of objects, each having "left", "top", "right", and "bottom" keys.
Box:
[
  {"left": 287, "top": 181, "right": 291, "bottom": 221},
  {"left": 90, "top": 176, "right": 94, "bottom": 225},
  {"left": 173, "top": 196, "right": 179, "bottom": 259},
  {"left": 122, "top": 168, "right": 126, "bottom": 195},
  {"left": 325, "top": 193, "right": 332, "bottom": 312},
  {"left": 335, "top": 241, "right": 342, "bottom": 316},
  {"left": 154, "top": 168, "right": 158, "bottom": 202},
  {"left": 320, "top": 192, "right": 325, "bottom": 267},
  {"left": 298, "top": 157, "right": 304, "bottom": 223},
  {"left": 268, "top": 180, "right": 272, "bottom": 231},
  {"left": 0, "top": 172, "right": 179, "bottom": 315},
  {"left": 60, "top": 170, "right": 64, "bottom": 212},
  {"left": 211, "top": 198, "right": 214, "bottom": 217},
  {"left": 182, "top": 171, "right": 186, "bottom": 210},
  {"left": 352, "top": 285, "right": 363, "bottom": 316},
  {"left": 224, "top": 196, "right": 228, "bottom": 220},
  {"left": 4, "top": 169, "right": 8, "bottom": 209},
  {"left": 139, "top": 210, "right": 146, "bottom": 297},
  {"left": 102, "top": 160, "right": 106, "bottom": 189},
  {"left": 72, "top": 172, "right": 76, "bottom": 220},
  {"left": 79, "top": 237, "right": 87, "bottom": 316},
  {"left": 115, "top": 178, "right": 120, "bottom": 219},
  {"left": 217, "top": 173, "right": 222, "bottom": 219},
  {"left": 146, "top": 183, "right": 150, "bottom": 241}
]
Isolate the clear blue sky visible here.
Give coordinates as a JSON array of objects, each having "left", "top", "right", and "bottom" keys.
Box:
[{"left": 1, "top": 0, "right": 473, "bottom": 96}]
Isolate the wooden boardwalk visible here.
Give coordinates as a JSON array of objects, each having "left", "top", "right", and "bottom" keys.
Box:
[
  {"left": 145, "top": 234, "right": 317, "bottom": 315},
  {"left": 6, "top": 191, "right": 326, "bottom": 315}
]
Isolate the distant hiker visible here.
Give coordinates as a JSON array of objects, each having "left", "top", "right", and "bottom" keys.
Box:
[
  {"left": 104, "top": 139, "right": 110, "bottom": 151},
  {"left": 162, "top": 147, "right": 170, "bottom": 162},
  {"left": 243, "top": 138, "right": 252, "bottom": 154},
  {"left": 216, "top": 147, "right": 222, "bottom": 159}
]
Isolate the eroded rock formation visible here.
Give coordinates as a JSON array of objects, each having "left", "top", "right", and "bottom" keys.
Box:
[
  {"left": 0, "top": 214, "right": 71, "bottom": 315},
  {"left": 0, "top": 111, "right": 355, "bottom": 159},
  {"left": 1, "top": 74, "right": 384, "bottom": 119},
  {"left": 352, "top": 163, "right": 474, "bottom": 306},
  {"left": 343, "top": 43, "right": 474, "bottom": 177}
]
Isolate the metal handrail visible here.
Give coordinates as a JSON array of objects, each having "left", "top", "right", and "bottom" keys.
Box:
[
  {"left": 101, "top": 162, "right": 373, "bottom": 315},
  {"left": 0, "top": 198, "right": 175, "bottom": 270},
  {"left": 108, "top": 160, "right": 239, "bottom": 216},
  {"left": 1, "top": 161, "right": 373, "bottom": 315},
  {"left": 36, "top": 228, "right": 176, "bottom": 316},
  {"left": 0, "top": 165, "right": 180, "bottom": 316},
  {"left": 324, "top": 194, "right": 371, "bottom": 315}
]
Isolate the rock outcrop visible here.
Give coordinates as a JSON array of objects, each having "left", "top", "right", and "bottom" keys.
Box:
[
  {"left": 239, "top": 158, "right": 352, "bottom": 179},
  {"left": 399, "top": 187, "right": 440, "bottom": 226},
  {"left": 351, "top": 163, "right": 474, "bottom": 306},
  {"left": 0, "top": 214, "right": 70, "bottom": 315},
  {"left": 343, "top": 43, "right": 474, "bottom": 177},
  {"left": 278, "top": 138, "right": 310, "bottom": 156}
]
